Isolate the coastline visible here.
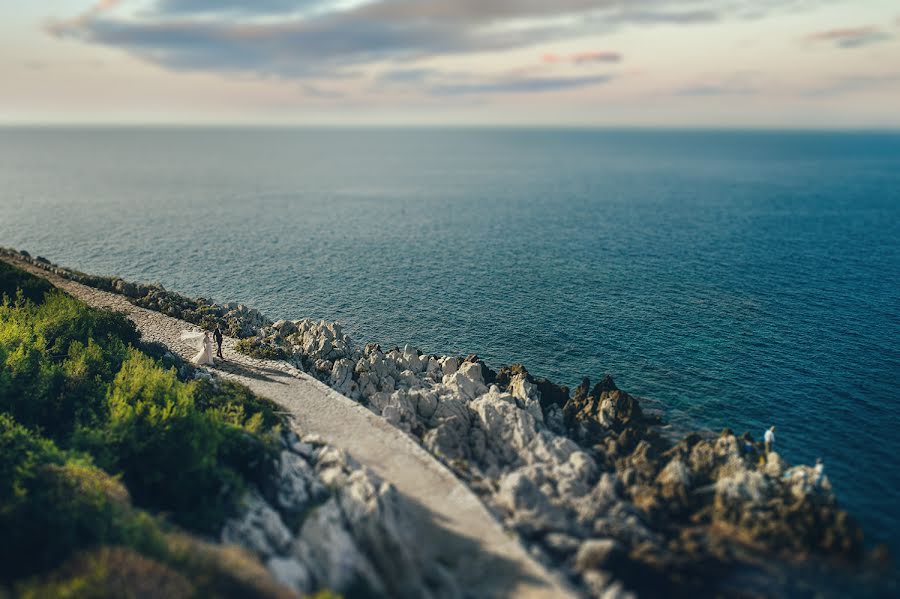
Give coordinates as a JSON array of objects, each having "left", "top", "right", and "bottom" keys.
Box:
[{"left": 2, "top": 246, "right": 894, "bottom": 598}]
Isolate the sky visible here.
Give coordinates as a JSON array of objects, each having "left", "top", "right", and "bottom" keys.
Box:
[{"left": 1, "top": 0, "right": 899, "bottom": 127}]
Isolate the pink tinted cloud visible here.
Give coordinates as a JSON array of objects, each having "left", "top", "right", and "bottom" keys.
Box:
[
  {"left": 572, "top": 51, "right": 623, "bottom": 64},
  {"left": 805, "top": 26, "right": 892, "bottom": 48},
  {"left": 542, "top": 51, "right": 622, "bottom": 64},
  {"left": 47, "top": 0, "right": 121, "bottom": 37},
  {"left": 807, "top": 26, "right": 879, "bottom": 41}
]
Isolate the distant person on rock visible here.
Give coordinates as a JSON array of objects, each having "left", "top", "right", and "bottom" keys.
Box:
[
  {"left": 213, "top": 324, "right": 224, "bottom": 359},
  {"left": 741, "top": 432, "right": 758, "bottom": 460},
  {"left": 764, "top": 425, "right": 776, "bottom": 455},
  {"left": 813, "top": 458, "right": 825, "bottom": 487}
]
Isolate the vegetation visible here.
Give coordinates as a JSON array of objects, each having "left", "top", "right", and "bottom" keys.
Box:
[
  {"left": 0, "top": 261, "right": 54, "bottom": 304},
  {"left": 235, "top": 337, "right": 290, "bottom": 361},
  {"left": 0, "top": 263, "right": 310, "bottom": 597}
]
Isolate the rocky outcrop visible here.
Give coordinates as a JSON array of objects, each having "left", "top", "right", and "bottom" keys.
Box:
[
  {"left": 221, "top": 430, "right": 461, "bottom": 599},
  {"left": 240, "top": 317, "right": 874, "bottom": 598}
]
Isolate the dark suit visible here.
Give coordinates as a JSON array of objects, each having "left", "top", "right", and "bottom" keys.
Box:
[{"left": 213, "top": 328, "right": 223, "bottom": 358}]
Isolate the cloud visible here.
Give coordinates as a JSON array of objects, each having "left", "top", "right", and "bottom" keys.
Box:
[
  {"left": 543, "top": 51, "right": 622, "bottom": 64},
  {"left": 374, "top": 66, "right": 614, "bottom": 96},
  {"left": 675, "top": 83, "right": 755, "bottom": 96},
  {"left": 47, "top": 0, "right": 120, "bottom": 36},
  {"left": 806, "top": 72, "right": 900, "bottom": 97},
  {"left": 152, "top": 1, "right": 319, "bottom": 15},
  {"left": 430, "top": 74, "right": 614, "bottom": 95},
  {"left": 301, "top": 83, "right": 345, "bottom": 99},
  {"left": 47, "top": 0, "right": 832, "bottom": 85},
  {"left": 805, "top": 26, "right": 893, "bottom": 48},
  {"left": 673, "top": 71, "right": 759, "bottom": 96},
  {"left": 376, "top": 68, "right": 439, "bottom": 85}
]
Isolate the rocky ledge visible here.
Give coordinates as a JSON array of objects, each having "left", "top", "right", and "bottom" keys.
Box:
[
  {"left": 244, "top": 320, "right": 891, "bottom": 597},
  {"left": 222, "top": 424, "right": 461, "bottom": 599},
  {"left": 4, "top": 248, "right": 893, "bottom": 597}
]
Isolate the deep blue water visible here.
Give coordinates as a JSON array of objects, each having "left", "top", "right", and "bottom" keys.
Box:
[{"left": 1, "top": 128, "right": 898, "bottom": 549}]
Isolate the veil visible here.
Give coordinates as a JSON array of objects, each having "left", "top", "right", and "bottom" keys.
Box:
[{"left": 180, "top": 330, "right": 207, "bottom": 351}]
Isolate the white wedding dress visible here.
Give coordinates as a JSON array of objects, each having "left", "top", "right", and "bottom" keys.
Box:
[{"left": 181, "top": 331, "right": 216, "bottom": 366}]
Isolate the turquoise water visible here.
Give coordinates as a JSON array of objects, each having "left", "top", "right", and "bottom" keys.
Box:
[{"left": 1, "top": 128, "right": 898, "bottom": 549}]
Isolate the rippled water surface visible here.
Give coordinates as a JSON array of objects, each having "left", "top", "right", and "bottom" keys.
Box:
[{"left": 2, "top": 127, "right": 898, "bottom": 547}]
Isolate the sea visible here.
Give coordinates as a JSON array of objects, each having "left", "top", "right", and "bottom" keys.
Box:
[{"left": 1, "top": 127, "right": 898, "bottom": 549}]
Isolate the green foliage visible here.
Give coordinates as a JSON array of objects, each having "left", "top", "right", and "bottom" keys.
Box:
[
  {"left": 76, "top": 350, "right": 278, "bottom": 532},
  {"left": 0, "top": 263, "right": 285, "bottom": 592},
  {"left": 0, "top": 415, "right": 165, "bottom": 582},
  {"left": 236, "top": 337, "right": 289, "bottom": 360},
  {"left": 0, "top": 291, "right": 132, "bottom": 441},
  {"left": 0, "top": 262, "right": 53, "bottom": 304}
]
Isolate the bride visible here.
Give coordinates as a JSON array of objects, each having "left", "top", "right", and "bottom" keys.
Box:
[{"left": 181, "top": 330, "right": 216, "bottom": 366}]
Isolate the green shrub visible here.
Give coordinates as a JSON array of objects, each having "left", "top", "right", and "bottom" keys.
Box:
[
  {"left": 235, "top": 338, "right": 289, "bottom": 361},
  {"left": 0, "top": 292, "right": 130, "bottom": 441},
  {"left": 72, "top": 350, "right": 279, "bottom": 533},
  {"left": 0, "top": 414, "right": 165, "bottom": 582},
  {"left": 31, "top": 291, "right": 139, "bottom": 357},
  {"left": 0, "top": 263, "right": 286, "bottom": 592},
  {"left": 0, "top": 262, "right": 53, "bottom": 304}
]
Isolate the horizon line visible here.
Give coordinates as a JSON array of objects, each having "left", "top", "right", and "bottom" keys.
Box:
[{"left": 2, "top": 122, "right": 900, "bottom": 133}]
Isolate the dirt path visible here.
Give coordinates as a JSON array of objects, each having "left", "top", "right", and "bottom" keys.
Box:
[{"left": 2, "top": 256, "right": 573, "bottom": 599}]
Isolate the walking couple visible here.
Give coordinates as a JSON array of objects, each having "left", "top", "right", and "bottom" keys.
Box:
[{"left": 181, "top": 324, "right": 224, "bottom": 366}]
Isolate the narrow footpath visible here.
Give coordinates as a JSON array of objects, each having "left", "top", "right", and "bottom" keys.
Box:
[{"left": 2, "top": 255, "right": 573, "bottom": 599}]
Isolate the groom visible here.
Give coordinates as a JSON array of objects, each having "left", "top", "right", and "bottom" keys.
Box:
[{"left": 213, "top": 324, "right": 224, "bottom": 359}]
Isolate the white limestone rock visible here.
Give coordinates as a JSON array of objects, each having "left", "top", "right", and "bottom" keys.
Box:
[
  {"left": 221, "top": 491, "right": 292, "bottom": 557},
  {"left": 440, "top": 356, "right": 458, "bottom": 376},
  {"left": 276, "top": 450, "right": 313, "bottom": 513},
  {"left": 496, "top": 468, "right": 570, "bottom": 535},
  {"left": 442, "top": 370, "right": 486, "bottom": 400},
  {"left": 330, "top": 358, "right": 356, "bottom": 396},
  {"left": 715, "top": 469, "right": 770, "bottom": 508},
  {"left": 338, "top": 470, "right": 461, "bottom": 598},
  {"left": 292, "top": 498, "right": 386, "bottom": 596},
  {"left": 764, "top": 451, "right": 787, "bottom": 478},
  {"left": 470, "top": 388, "right": 538, "bottom": 469},
  {"left": 656, "top": 458, "right": 692, "bottom": 501},
  {"left": 507, "top": 370, "right": 545, "bottom": 424}
]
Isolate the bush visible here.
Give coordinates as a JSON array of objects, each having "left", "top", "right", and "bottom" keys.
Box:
[
  {"left": 0, "top": 292, "right": 132, "bottom": 441},
  {"left": 74, "top": 350, "right": 278, "bottom": 533},
  {"left": 235, "top": 337, "right": 289, "bottom": 361},
  {"left": 0, "top": 414, "right": 164, "bottom": 582},
  {"left": 0, "top": 263, "right": 286, "bottom": 592},
  {"left": 16, "top": 547, "right": 194, "bottom": 599},
  {"left": 0, "top": 262, "right": 53, "bottom": 304}
]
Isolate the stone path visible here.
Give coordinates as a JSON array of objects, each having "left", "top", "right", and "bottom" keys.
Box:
[{"left": 2, "top": 256, "right": 573, "bottom": 599}]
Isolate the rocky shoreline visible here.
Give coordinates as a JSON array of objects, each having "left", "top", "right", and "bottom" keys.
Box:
[{"left": 3, "top": 247, "right": 893, "bottom": 598}]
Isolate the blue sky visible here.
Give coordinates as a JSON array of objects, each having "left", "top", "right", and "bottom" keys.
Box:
[{"left": 2, "top": 0, "right": 899, "bottom": 126}]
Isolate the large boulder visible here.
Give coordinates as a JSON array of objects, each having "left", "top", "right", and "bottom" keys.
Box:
[
  {"left": 221, "top": 491, "right": 293, "bottom": 558},
  {"left": 291, "top": 498, "right": 386, "bottom": 596},
  {"left": 563, "top": 376, "right": 645, "bottom": 444}
]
